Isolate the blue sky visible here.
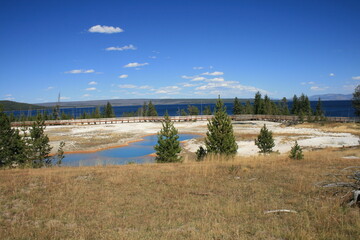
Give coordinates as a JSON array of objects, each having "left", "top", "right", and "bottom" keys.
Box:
[{"left": 1, "top": 0, "right": 360, "bottom": 103}]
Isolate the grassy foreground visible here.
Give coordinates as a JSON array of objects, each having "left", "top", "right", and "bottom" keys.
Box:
[{"left": 1, "top": 148, "right": 360, "bottom": 239}]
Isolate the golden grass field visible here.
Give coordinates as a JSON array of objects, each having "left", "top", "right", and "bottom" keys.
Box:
[{"left": 1, "top": 146, "right": 360, "bottom": 239}]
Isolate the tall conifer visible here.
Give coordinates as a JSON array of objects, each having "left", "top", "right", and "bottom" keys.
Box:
[
  {"left": 154, "top": 113, "right": 181, "bottom": 163},
  {"left": 205, "top": 97, "right": 238, "bottom": 155}
]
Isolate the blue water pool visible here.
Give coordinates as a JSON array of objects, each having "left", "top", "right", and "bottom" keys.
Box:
[{"left": 61, "top": 134, "right": 201, "bottom": 167}]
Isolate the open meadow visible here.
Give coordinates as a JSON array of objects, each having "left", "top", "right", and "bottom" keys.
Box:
[
  {"left": 1, "top": 122, "right": 360, "bottom": 239},
  {"left": 1, "top": 148, "right": 360, "bottom": 239}
]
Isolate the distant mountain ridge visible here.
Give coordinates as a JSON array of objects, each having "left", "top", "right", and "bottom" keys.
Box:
[
  {"left": 0, "top": 100, "right": 46, "bottom": 111},
  {"left": 309, "top": 94, "right": 352, "bottom": 101}
]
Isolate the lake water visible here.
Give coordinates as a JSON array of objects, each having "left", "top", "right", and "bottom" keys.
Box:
[
  {"left": 60, "top": 134, "right": 201, "bottom": 167},
  {"left": 7, "top": 100, "right": 356, "bottom": 118}
]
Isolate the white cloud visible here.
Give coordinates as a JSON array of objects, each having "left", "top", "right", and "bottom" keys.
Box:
[
  {"left": 106, "top": 44, "right": 137, "bottom": 51},
  {"left": 155, "top": 86, "right": 181, "bottom": 95},
  {"left": 193, "top": 67, "right": 204, "bottom": 70},
  {"left": 118, "top": 84, "right": 137, "bottom": 89},
  {"left": 310, "top": 86, "right": 329, "bottom": 91},
  {"left": 149, "top": 56, "right": 157, "bottom": 59},
  {"left": 118, "top": 74, "right": 128, "bottom": 79},
  {"left": 65, "top": 69, "right": 95, "bottom": 74},
  {"left": 5, "top": 94, "right": 12, "bottom": 97},
  {"left": 195, "top": 80, "right": 267, "bottom": 95},
  {"left": 139, "top": 85, "right": 151, "bottom": 89},
  {"left": 60, "top": 96, "right": 70, "bottom": 100},
  {"left": 352, "top": 76, "right": 360, "bottom": 80},
  {"left": 206, "top": 77, "right": 224, "bottom": 82},
  {"left": 329, "top": 73, "right": 335, "bottom": 77},
  {"left": 191, "top": 77, "right": 206, "bottom": 81},
  {"left": 86, "top": 87, "right": 96, "bottom": 91},
  {"left": 183, "top": 83, "right": 197, "bottom": 87},
  {"left": 88, "top": 81, "right": 97, "bottom": 85},
  {"left": 46, "top": 86, "right": 54, "bottom": 90},
  {"left": 181, "top": 75, "right": 195, "bottom": 79},
  {"left": 308, "top": 81, "right": 315, "bottom": 85},
  {"left": 88, "top": 25, "right": 123, "bottom": 34},
  {"left": 202, "top": 71, "right": 224, "bottom": 76},
  {"left": 123, "top": 62, "right": 149, "bottom": 68},
  {"left": 82, "top": 94, "right": 91, "bottom": 97},
  {"left": 4, "top": 97, "right": 15, "bottom": 101}
]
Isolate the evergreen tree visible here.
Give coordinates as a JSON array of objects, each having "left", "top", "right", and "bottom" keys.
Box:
[
  {"left": 104, "top": 102, "right": 115, "bottom": 118},
  {"left": 281, "top": 97, "right": 289, "bottom": 115},
  {"left": 253, "top": 91, "right": 264, "bottom": 114},
  {"left": 142, "top": 102, "right": 148, "bottom": 117},
  {"left": 25, "top": 115, "right": 53, "bottom": 167},
  {"left": 255, "top": 124, "right": 275, "bottom": 153},
  {"left": 92, "top": 107, "right": 101, "bottom": 118},
  {"left": 196, "top": 146, "right": 207, "bottom": 161},
  {"left": 180, "top": 109, "right": 187, "bottom": 116},
  {"left": 154, "top": 113, "right": 181, "bottom": 163},
  {"left": 233, "top": 97, "right": 242, "bottom": 115},
  {"left": 289, "top": 141, "right": 303, "bottom": 160},
  {"left": 147, "top": 101, "right": 158, "bottom": 116},
  {"left": 244, "top": 100, "right": 253, "bottom": 114},
  {"left": 291, "top": 95, "right": 299, "bottom": 115},
  {"left": 315, "top": 98, "right": 323, "bottom": 117},
  {"left": 205, "top": 97, "right": 238, "bottom": 155},
  {"left": 352, "top": 84, "right": 360, "bottom": 116},
  {"left": 187, "top": 105, "right": 199, "bottom": 115},
  {"left": 0, "top": 106, "right": 26, "bottom": 167},
  {"left": 203, "top": 105, "right": 212, "bottom": 115},
  {"left": 263, "top": 95, "right": 272, "bottom": 115}
]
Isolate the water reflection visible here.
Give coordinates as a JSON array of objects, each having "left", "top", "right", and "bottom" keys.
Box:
[{"left": 61, "top": 134, "right": 200, "bottom": 167}]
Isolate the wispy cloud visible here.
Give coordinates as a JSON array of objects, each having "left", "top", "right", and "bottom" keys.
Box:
[
  {"left": 201, "top": 71, "right": 224, "bottom": 76},
  {"left": 301, "top": 81, "right": 316, "bottom": 85},
  {"left": 310, "top": 86, "right": 329, "bottom": 91},
  {"left": 82, "top": 94, "right": 91, "bottom": 97},
  {"left": 149, "top": 56, "right": 157, "bottom": 59},
  {"left": 4, "top": 94, "right": 14, "bottom": 100},
  {"left": 46, "top": 86, "right": 54, "bottom": 91},
  {"left": 85, "top": 87, "right": 96, "bottom": 91},
  {"left": 88, "top": 81, "right": 97, "bottom": 85},
  {"left": 206, "top": 77, "right": 224, "bottom": 82},
  {"left": 118, "top": 74, "right": 128, "bottom": 79},
  {"left": 118, "top": 84, "right": 137, "bottom": 89},
  {"left": 60, "top": 96, "right": 71, "bottom": 100},
  {"left": 65, "top": 69, "right": 95, "bottom": 74},
  {"left": 106, "top": 44, "right": 136, "bottom": 51},
  {"left": 352, "top": 76, "right": 360, "bottom": 80},
  {"left": 155, "top": 86, "right": 181, "bottom": 95},
  {"left": 329, "top": 73, "right": 335, "bottom": 77},
  {"left": 193, "top": 67, "right": 204, "bottom": 70},
  {"left": 88, "top": 25, "right": 123, "bottom": 34},
  {"left": 123, "top": 62, "right": 149, "bottom": 68},
  {"left": 191, "top": 77, "right": 206, "bottom": 81}
]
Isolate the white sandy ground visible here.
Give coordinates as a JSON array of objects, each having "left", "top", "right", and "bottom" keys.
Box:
[{"left": 45, "top": 121, "right": 359, "bottom": 157}]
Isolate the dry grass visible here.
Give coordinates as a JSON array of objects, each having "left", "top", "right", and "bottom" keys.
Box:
[
  {"left": 1, "top": 147, "right": 360, "bottom": 239},
  {"left": 295, "top": 122, "right": 360, "bottom": 136}
]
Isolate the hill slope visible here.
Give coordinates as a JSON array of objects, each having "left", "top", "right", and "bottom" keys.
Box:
[{"left": 0, "top": 100, "right": 47, "bottom": 111}]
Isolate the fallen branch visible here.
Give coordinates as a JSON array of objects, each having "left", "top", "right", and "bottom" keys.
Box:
[{"left": 264, "top": 209, "right": 298, "bottom": 214}]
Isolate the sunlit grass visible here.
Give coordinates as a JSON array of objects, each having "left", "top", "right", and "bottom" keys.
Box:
[{"left": 1, "top": 146, "right": 360, "bottom": 239}]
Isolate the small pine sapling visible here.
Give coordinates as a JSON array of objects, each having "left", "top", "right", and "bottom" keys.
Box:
[{"left": 289, "top": 141, "right": 303, "bottom": 160}]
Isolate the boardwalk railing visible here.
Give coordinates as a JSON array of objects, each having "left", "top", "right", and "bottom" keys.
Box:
[{"left": 11, "top": 114, "right": 359, "bottom": 127}]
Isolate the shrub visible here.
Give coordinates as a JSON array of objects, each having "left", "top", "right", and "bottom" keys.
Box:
[{"left": 289, "top": 141, "right": 303, "bottom": 160}]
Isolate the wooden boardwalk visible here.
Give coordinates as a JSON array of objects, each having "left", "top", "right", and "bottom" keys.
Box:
[{"left": 11, "top": 114, "right": 359, "bottom": 127}]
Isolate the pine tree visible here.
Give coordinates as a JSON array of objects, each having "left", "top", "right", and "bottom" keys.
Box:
[
  {"left": 203, "top": 105, "right": 212, "bottom": 115},
  {"left": 289, "top": 141, "right": 303, "bottom": 160},
  {"left": 281, "top": 97, "right": 289, "bottom": 115},
  {"left": 263, "top": 95, "right": 272, "bottom": 115},
  {"left": 187, "top": 105, "right": 199, "bottom": 115},
  {"left": 244, "top": 100, "right": 253, "bottom": 114},
  {"left": 104, "top": 102, "right": 115, "bottom": 118},
  {"left": 352, "top": 85, "right": 360, "bottom": 116},
  {"left": 147, "top": 101, "right": 158, "bottom": 116},
  {"left": 142, "top": 102, "right": 148, "bottom": 116},
  {"left": 154, "top": 113, "right": 181, "bottom": 163},
  {"left": 291, "top": 95, "right": 299, "bottom": 115},
  {"left": 0, "top": 106, "right": 26, "bottom": 167},
  {"left": 255, "top": 124, "right": 275, "bottom": 153},
  {"left": 26, "top": 115, "right": 53, "bottom": 167},
  {"left": 205, "top": 97, "right": 238, "bottom": 155},
  {"left": 315, "top": 98, "right": 323, "bottom": 117},
  {"left": 253, "top": 91, "right": 264, "bottom": 114},
  {"left": 233, "top": 97, "right": 242, "bottom": 115}
]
